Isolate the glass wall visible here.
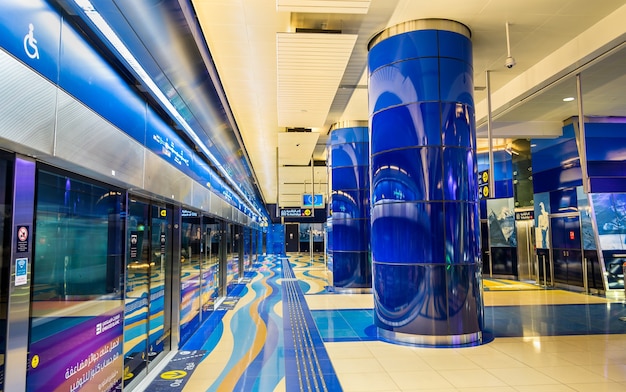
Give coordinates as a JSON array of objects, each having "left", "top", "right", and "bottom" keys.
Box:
[
  {"left": 28, "top": 168, "right": 125, "bottom": 391},
  {"left": 124, "top": 198, "right": 171, "bottom": 386},
  {"left": 200, "top": 216, "right": 220, "bottom": 320},
  {"left": 227, "top": 224, "right": 237, "bottom": 289},
  {"left": 180, "top": 211, "right": 202, "bottom": 344}
]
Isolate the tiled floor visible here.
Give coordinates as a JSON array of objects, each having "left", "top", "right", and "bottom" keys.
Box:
[{"left": 141, "top": 253, "right": 626, "bottom": 391}]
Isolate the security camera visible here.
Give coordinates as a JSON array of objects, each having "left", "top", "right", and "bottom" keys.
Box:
[{"left": 505, "top": 56, "right": 516, "bottom": 69}]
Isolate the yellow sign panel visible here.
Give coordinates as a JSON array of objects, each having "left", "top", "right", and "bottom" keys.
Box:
[
  {"left": 160, "top": 370, "right": 187, "bottom": 380},
  {"left": 31, "top": 354, "right": 40, "bottom": 369}
]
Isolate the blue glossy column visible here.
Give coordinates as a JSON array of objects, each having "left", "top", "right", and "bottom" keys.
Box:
[
  {"left": 328, "top": 122, "right": 371, "bottom": 292},
  {"left": 368, "top": 19, "right": 483, "bottom": 346}
]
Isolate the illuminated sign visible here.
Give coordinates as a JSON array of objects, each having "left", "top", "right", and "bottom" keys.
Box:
[
  {"left": 478, "top": 170, "right": 490, "bottom": 199},
  {"left": 302, "top": 194, "right": 324, "bottom": 208},
  {"left": 515, "top": 211, "right": 534, "bottom": 220},
  {"left": 280, "top": 208, "right": 314, "bottom": 217}
]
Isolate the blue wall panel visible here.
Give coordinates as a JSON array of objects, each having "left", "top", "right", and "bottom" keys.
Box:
[{"left": 0, "top": 2, "right": 61, "bottom": 82}]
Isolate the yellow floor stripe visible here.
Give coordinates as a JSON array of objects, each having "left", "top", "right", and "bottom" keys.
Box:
[
  {"left": 217, "top": 274, "right": 272, "bottom": 391},
  {"left": 484, "top": 278, "right": 542, "bottom": 291}
]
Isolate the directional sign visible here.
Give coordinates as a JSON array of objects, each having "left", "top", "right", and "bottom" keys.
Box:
[
  {"left": 160, "top": 370, "right": 187, "bottom": 380},
  {"left": 478, "top": 170, "right": 490, "bottom": 199}
]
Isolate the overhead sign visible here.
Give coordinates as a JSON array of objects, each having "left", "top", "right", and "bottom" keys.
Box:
[
  {"left": 280, "top": 208, "right": 313, "bottom": 217},
  {"left": 302, "top": 194, "right": 324, "bottom": 208}
]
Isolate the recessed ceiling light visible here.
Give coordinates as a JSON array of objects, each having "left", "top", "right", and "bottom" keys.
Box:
[{"left": 563, "top": 97, "right": 575, "bottom": 102}]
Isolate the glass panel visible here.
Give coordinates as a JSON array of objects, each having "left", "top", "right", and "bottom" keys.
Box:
[
  {"left": 124, "top": 200, "right": 151, "bottom": 385},
  {"left": 201, "top": 217, "right": 220, "bottom": 319},
  {"left": 180, "top": 213, "right": 201, "bottom": 344},
  {"left": 123, "top": 200, "right": 171, "bottom": 386},
  {"left": 148, "top": 205, "right": 169, "bottom": 362},
  {"left": 226, "top": 224, "right": 236, "bottom": 287},
  {"left": 29, "top": 170, "right": 124, "bottom": 391}
]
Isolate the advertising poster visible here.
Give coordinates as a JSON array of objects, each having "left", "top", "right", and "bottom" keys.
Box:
[
  {"left": 28, "top": 306, "right": 124, "bottom": 392},
  {"left": 487, "top": 198, "right": 517, "bottom": 247},
  {"left": 591, "top": 192, "right": 626, "bottom": 289},
  {"left": 534, "top": 192, "right": 551, "bottom": 249},
  {"left": 593, "top": 193, "right": 626, "bottom": 248}
]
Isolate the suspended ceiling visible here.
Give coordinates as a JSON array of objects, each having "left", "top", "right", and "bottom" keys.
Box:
[{"left": 190, "top": 0, "right": 626, "bottom": 208}]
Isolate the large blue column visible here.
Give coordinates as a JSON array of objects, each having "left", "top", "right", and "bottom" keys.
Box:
[
  {"left": 368, "top": 19, "right": 483, "bottom": 346},
  {"left": 328, "top": 122, "right": 371, "bottom": 292}
]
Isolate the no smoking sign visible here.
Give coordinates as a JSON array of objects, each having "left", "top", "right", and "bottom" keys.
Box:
[{"left": 17, "top": 225, "right": 29, "bottom": 253}]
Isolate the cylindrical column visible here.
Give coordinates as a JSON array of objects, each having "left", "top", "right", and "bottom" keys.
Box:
[
  {"left": 368, "top": 19, "right": 483, "bottom": 346},
  {"left": 328, "top": 121, "right": 371, "bottom": 292}
]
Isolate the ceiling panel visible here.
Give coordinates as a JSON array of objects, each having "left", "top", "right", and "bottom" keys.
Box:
[
  {"left": 277, "top": 0, "right": 371, "bottom": 14},
  {"left": 278, "top": 131, "right": 321, "bottom": 165},
  {"left": 276, "top": 32, "right": 358, "bottom": 127}
]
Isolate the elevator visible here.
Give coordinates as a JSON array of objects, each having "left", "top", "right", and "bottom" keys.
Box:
[{"left": 515, "top": 217, "right": 536, "bottom": 281}]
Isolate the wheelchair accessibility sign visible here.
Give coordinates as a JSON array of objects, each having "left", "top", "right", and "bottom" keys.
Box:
[{"left": 24, "top": 23, "right": 40, "bottom": 60}]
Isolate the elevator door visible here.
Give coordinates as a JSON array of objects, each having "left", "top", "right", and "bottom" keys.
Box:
[
  {"left": 550, "top": 213, "right": 585, "bottom": 289},
  {"left": 516, "top": 220, "right": 536, "bottom": 281},
  {"left": 285, "top": 223, "right": 299, "bottom": 253}
]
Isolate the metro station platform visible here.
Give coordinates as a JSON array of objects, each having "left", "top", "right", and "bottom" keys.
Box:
[{"left": 139, "top": 254, "right": 626, "bottom": 392}]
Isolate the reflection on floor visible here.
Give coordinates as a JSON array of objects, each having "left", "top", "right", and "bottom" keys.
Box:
[
  {"left": 142, "top": 253, "right": 626, "bottom": 392},
  {"left": 483, "top": 278, "right": 543, "bottom": 291}
]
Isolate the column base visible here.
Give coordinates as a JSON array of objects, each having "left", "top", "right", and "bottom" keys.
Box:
[
  {"left": 378, "top": 328, "right": 482, "bottom": 348},
  {"left": 331, "top": 287, "right": 373, "bottom": 294}
]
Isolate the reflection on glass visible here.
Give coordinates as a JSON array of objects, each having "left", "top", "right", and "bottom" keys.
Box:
[
  {"left": 148, "top": 205, "right": 169, "bottom": 364},
  {"left": 124, "top": 200, "right": 149, "bottom": 385},
  {"left": 227, "top": 225, "right": 238, "bottom": 287},
  {"left": 29, "top": 170, "right": 124, "bottom": 391},
  {"left": 180, "top": 214, "right": 201, "bottom": 344},
  {"left": 123, "top": 201, "right": 171, "bottom": 386},
  {"left": 201, "top": 218, "right": 220, "bottom": 319}
]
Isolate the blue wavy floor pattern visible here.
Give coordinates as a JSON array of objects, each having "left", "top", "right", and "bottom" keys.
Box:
[{"left": 164, "top": 254, "right": 626, "bottom": 391}]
